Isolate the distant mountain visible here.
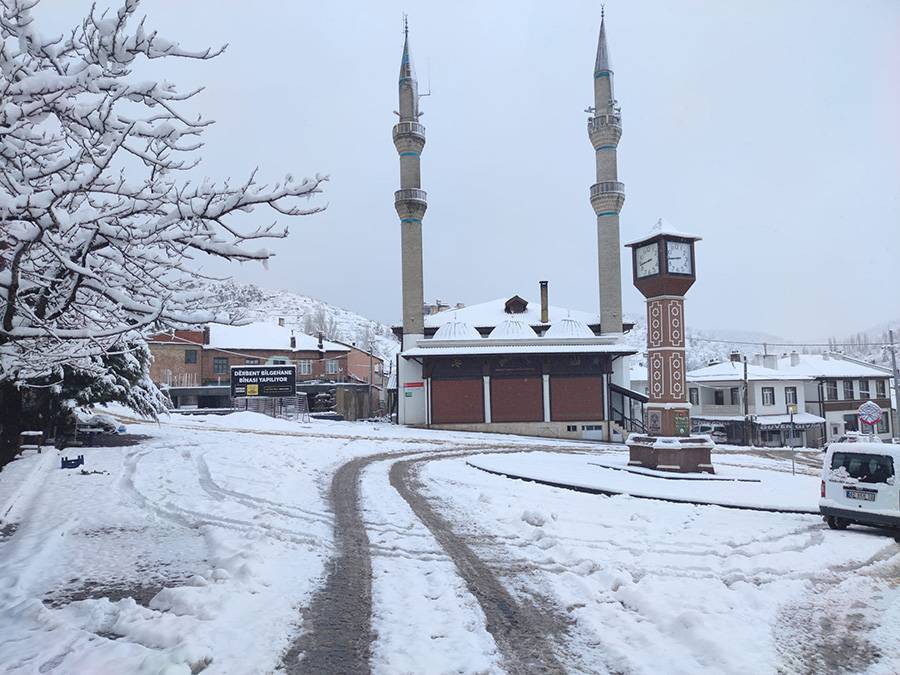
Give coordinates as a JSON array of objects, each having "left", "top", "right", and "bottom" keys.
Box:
[
  {"left": 622, "top": 312, "right": 791, "bottom": 370},
  {"left": 831, "top": 319, "right": 900, "bottom": 369},
  {"left": 203, "top": 281, "right": 401, "bottom": 363}
]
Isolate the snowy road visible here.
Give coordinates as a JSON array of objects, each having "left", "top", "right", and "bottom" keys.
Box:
[{"left": 1, "top": 412, "right": 899, "bottom": 674}]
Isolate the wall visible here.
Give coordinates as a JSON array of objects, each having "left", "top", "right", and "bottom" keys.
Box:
[{"left": 149, "top": 343, "right": 202, "bottom": 386}]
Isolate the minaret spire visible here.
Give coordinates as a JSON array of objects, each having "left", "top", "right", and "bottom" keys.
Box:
[
  {"left": 588, "top": 9, "right": 624, "bottom": 334},
  {"left": 394, "top": 18, "right": 427, "bottom": 345}
]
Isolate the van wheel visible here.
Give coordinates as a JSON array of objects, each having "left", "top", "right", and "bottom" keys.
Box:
[{"left": 826, "top": 516, "right": 849, "bottom": 530}]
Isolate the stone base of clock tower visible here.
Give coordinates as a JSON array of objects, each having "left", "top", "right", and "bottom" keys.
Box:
[{"left": 626, "top": 435, "right": 715, "bottom": 474}]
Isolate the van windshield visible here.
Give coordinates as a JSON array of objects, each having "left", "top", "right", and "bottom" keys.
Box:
[{"left": 831, "top": 452, "right": 895, "bottom": 484}]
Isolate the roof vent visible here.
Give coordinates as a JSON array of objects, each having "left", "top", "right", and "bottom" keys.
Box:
[{"left": 503, "top": 295, "right": 529, "bottom": 314}]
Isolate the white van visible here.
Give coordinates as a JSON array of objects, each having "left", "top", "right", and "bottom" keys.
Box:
[{"left": 820, "top": 441, "right": 900, "bottom": 533}]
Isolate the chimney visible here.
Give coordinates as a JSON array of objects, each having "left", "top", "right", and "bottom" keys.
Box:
[
  {"left": 202, "top": 325, "right": 210, "bottom": 345},
  {"left": 317, "top": 332, "right": 325, "bottom": 359},
  {"left": 729, "top": 350, "right": 741, "bottom": 363},
  {"left": 763, "top": 354, "right": 777, "bottom": 370},
  {"left": 790, "top": 350, "right": 800, "bottom": 367},
  {"left": 540, "top": 281, "right": 549, "bottom": 324},
  {"left": 277, "top": 317, "right": 285, "bottom": 327},
  {"left": 751, "top": 353, "right": 762, "bottom": 366},
  {"left": 290, "top": 330, "right": 296, "bottom": 350}
]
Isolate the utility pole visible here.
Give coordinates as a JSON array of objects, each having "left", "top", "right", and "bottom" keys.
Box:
[
  {"left": 743, "top": 355, "right": 751, "bottom": 446},
  {"left": 889, "top": 329, "right": 900, "bottom": 438}
]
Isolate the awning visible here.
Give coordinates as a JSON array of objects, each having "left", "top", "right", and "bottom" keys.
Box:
[{"left": 693, "top": 412, "right": 825, "bottom": 429}]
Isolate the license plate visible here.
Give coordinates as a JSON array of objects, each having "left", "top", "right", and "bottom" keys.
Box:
[{"left": 845, "top": 489, "right": 876, "bottom": 502}]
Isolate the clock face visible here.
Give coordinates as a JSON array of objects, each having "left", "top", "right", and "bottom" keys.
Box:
[
  {"left": 636, "top": 243, "right": 659, "bottom": 278},
  {"left": 666, "top": 240, "right": 693, "bottom": 275}
]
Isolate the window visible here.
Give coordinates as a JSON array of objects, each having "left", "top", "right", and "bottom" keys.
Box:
[
  {"left": 843, "top": 380, "right": 854, "bottom": 401},
  {"left": 876, "top": 380, "right": 887, "bottom": 398},
  {"left": 730, "top": 387, "right": 740, "bottom": 406},
  {"left": 689, "top": 388, "right": 699, "bottom": 405},
  {"left": 245, "top": 358, "right": 260, "bottom": 365},
  {"left": 843, "top": 413, "right": 859, "bottom": 432},
  {"left": 213, "top": 357, "right": 228, "bottom": 374},
  {"left": 785, "top": 387, "right": 797, "bottom": 405},
  {"left": 298, "top": 360, "right": 312, "bottom": 376},
  {"left": 825, "top": 380, "right": 838, "bottom": 401},
  {"left": 858, "top": 379, "right": 870, "bottom": 399},
  {"left": 184, "top": 350, "right": 198, "bottom": 364},
  {"left": 325, "top": 359, "right": 340, "bottom": 375},
  {"left": 877, "top": 415, "right": 889, "bottom": 434},
  {"left": 271, "top": 358, "right": 287, "bottom": 365},
  {"left": 762, "top": 387, "right": 775, "bottom": 406},
  {"left": 566, "top": 425, "right": 578, "bottom": 432},
  {"left": 830, "top": 452, "right": 894, "bottom": 484},
  {"left": 714, "top": 390, "right": 725, "bottom": 405}
]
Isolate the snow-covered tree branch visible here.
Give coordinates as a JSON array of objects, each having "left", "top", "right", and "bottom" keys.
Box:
[{"left": 0, "top": 0, "right": 326, "bottom": 386}]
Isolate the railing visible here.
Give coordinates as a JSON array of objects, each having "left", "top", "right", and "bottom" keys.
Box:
[
  {"left": 590, "top": 181, "right": 625, "bottom": 198},
  {"left": 394, "top": 188, "right": 427, "bottom": 203},
  {"left": 588, "top": 114, "right": 621, "bottom": 130},
  {"left": 393, "top": 121, "right": 426, "bottom": 139}
]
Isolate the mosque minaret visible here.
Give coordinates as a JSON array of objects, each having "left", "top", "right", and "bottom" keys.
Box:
[
  {"left": 393, "top": 19, "right": 427, "bottom": 350},
  {"left": 588, "top": 9, "right": 625, "bottom": 334}
]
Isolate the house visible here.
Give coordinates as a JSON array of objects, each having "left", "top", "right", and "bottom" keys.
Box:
[
  {"left": 147, "top": 321, "right": 385, "bottom": 412},
  {"left": 687, "top": 351, "right": 894, "bottom": 447}
]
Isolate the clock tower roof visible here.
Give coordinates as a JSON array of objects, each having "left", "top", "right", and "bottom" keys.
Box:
[{"left": 625, "top": 218, "right": 701, "bottom": 247}]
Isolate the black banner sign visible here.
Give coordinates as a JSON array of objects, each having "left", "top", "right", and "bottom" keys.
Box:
[{"left": 230, "top": 365, "right": 296, "bottom": 398}]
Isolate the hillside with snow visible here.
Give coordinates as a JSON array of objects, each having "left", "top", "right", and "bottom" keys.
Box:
[{"left": 201, "top": 281, "right": 401, "bottom": 363}]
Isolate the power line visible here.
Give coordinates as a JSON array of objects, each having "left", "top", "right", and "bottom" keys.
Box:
[{"left": 687, "top": 336, "right": 895, "bottom": 349}]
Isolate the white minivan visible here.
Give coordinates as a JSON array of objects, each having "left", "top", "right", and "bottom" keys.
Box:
[{"left": 820, "top": 441, "right": 900, "bottom": 533}]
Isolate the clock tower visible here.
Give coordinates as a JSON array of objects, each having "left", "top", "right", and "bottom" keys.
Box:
[{"left": 625, "top": 218, "right": 715, "bottom": 473}]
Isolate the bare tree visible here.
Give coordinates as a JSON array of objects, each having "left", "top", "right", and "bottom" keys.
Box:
[{"left": 0, "top": 0, "right": 325, "bottom": 448}]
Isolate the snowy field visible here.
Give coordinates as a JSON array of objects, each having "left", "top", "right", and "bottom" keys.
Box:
[{"left": 1, "top": 412, "right": 898, "bottom": 674}]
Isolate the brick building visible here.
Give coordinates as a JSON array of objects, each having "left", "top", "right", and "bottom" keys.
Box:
[{"left": 148, "top": 321, "right": 384, "bottom": 389}]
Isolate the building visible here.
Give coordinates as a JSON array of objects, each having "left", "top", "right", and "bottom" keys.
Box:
[
  {"left": 688, "top": 351, "right": 894, "bottom": 447},
  {"left": 148, "top": 321, "right": 385, "bottom": 412},
  {"left": 393, "top": 14, "right": 640, "bottom": 440}
]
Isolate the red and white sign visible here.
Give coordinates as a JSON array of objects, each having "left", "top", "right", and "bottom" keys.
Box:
[
  {"left": 857, "top": 400, "right": 883, "bottom": 426},
  {"left": 404, "top": 381, "right": 425, "bottom": 389}
]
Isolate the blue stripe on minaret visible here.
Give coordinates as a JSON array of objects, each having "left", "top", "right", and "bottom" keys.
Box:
[
  {"left": 596, "top": 211, "right": 619, "bottom": 217},
  {"left": 399, "top": 151, "right": 419, "bottom": 157},
  {"left": 595, "top": 145, "right": 616, "bottom": 151},
  {"left": 400, "top": 218, "right": 422, "bottom": 223},
  {"left": 594, "top": 70, "right": 611, "bottom": 79}
]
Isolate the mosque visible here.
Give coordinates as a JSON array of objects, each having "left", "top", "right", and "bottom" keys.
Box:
[{"left": 393, "top": 14, "right": 644, "bottom": 440}]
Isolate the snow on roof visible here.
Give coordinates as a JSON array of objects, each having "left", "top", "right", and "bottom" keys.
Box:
[
  {"left": 775, "top": 353, "right": 891, "bottom": 379},
  {"left": 624, "top": 217, "right": 701, "bottom": 247},
  {"left": 629, "top": 363, "right": 648, "bottom": 382},
  {"left": 206, "top": 322, "right": 349, "bottom": 352},
  {"left": 401, "top": 343, "right": 637, "bottom": 358},
  {"left": 432, "top": 319, "right": 482, "bottom": 341},
  {"left": 488, "top": 317, "right": 538, "bottom": 340},
  {"left": 424, "top": 297, "right": 599, "bottom": 330},
  {"left": 544, "top": 317, "right": 595, "bottom": 339},
  {"left": 687, "top": 360, "right": 811, "bottom": 382},
  {"left": 693, "top": 412, "right": 825, "bottom": 426}
]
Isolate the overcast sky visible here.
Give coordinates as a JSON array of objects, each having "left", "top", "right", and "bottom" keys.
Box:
[{"left": 44, "top": 0, "right": 900, "bottom": 340}]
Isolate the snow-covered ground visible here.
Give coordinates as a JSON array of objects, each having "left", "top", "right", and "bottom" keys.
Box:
[{"left": 1, "top": 412, "right": 898, "bottom": 674}]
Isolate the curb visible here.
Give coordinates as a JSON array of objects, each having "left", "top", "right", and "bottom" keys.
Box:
[{"left": 465, "top": 461, "right": 820, "bottom": 515}]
